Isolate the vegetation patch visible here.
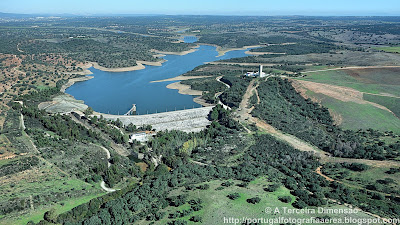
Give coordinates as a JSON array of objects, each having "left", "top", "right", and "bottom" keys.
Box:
[
  {"left": 363, "top": 93, "right": 400, "bottom": 118},
  {"left": 305, "top": 90, "right": 400, "bottom": 133}
]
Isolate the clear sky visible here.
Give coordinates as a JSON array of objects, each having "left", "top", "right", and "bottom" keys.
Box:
[{"left": 1, "top": 0, "right": 399, "bottom": 16}]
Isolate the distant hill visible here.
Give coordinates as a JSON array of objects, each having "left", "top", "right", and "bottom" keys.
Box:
[
  {"left": 0, "top": 12, "right": 165, "bottom": 19},
  {"left": 0, "top": 12, "right": 35, "bottom": 18}
]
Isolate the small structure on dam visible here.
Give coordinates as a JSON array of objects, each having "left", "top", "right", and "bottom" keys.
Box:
[
  {"left": 124, "top": 104, "right": 137, "bottom": 115},
  {"left": 101, "top": 106, "right": 213, "bottom": 133}
]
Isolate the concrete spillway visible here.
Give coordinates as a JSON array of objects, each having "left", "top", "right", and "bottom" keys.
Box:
[{"left": 100, "top": 106, "right": 213, "bottom": 133}]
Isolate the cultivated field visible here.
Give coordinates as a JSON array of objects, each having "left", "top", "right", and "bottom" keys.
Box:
[
  {"left": 301, "top": 68, "right": 400, "bottom": 96},
  {"left": 296, "top": 68, "right": 400, "bottom": 132}
]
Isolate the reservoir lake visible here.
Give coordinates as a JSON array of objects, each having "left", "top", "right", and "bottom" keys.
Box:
[{"left": 66, "top": 36, "right": 251, "bottom": 115}]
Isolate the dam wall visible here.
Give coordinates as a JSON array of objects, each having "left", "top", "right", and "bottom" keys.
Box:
[{"left": 100, "top": 106, "right": 213, "bottom": 133}]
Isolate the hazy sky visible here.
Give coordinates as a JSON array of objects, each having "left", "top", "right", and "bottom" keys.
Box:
[{"left": 1, "top": 0, "right": 399, "bottom": 16}]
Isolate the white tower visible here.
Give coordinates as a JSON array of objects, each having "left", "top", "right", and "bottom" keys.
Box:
[{"left": 259, "top": 65, "right": 266, "bottom": 77}]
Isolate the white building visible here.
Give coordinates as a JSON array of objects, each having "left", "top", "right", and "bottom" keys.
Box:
[
  {"left": 129, "top": 131, "right": 156, "bottom": 143},
  {"left": 244, "top": 65, "right": 267, "bottom": 78}
]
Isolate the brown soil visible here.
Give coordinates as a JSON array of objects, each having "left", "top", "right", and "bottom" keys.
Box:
[
  {"left": 193, "top": 96, "right": 215, "bottom": 107},
  {"left": 328, "top": 109, "right": 343, "bottom": 126},
  {"left": 0, "top": 167, "right": 44, "bottom": 186},
  {"left": 230, "top": 76, "right": 398, "bottom": 223},
  {"left": 151, "top": 75, "right": 212, "bottom": 83},
  {"left": 315, "top": 166, "right": 334, "bottom": 182},
  {"left": 291, "top": 79, "right": 394, "bottom": 113},
  {"left": 346, "top": 67, "right": 400, "bottom": 85},
  {"left": 166, "top": 82, "right": 203, "bottom": 96},
  {"left": 0, "top": 153, "right": 27, "bottom": 161},
  {"left": 136, "top": 162, "right": 148, "bottom": 172}
]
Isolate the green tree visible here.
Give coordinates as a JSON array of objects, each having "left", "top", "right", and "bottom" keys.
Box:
[
  {"left": 84, "top": 107, "right": 94, "bottom": 116},
  {"left": 44, "top": 208, "right": 57, "bottom": 223}
]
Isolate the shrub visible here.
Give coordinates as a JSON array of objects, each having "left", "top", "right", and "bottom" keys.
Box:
[
  {"left": 264, "top": 183, "right": 280, "bottom": 192},
  {"left": 190, "top": 215, "right": 202, "bottom": 222},
  {"left": 278, "top": 196, "right": 292, "bottom": 203},
  {"left": 227, "top": 193, "right": 240, "bottom": 200},
  {"left": 247, "top": 197, "right": 261, "bottom": 204}
]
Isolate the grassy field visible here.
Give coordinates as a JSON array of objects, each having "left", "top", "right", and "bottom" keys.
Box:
[
  {"left": 303, "top": 65, "right": 342, "bottom": 71},
  {"left": 297, "top": 68, "right": 400, "bottom": 133},
  {"left": 139, "top": 177, "right": 375, "bottom": 225},
  {"left": 375, "top": 46, "right": 400, "bottom": 53},
  {"left": 363, "top": 94, "right": 400, "bottom": 118},
  {"left": 300, "top": 69, "right": 400, "bottom": 97},
  {"left": 305, "top": 90, "right": 400, "bottom": 133}
]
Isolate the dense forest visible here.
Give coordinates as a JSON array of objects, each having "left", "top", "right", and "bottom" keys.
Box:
[
  {"left": 219, "top": 76, "right": 251, "bottom": 108},
  {"left": 0, "top": 27, "right": 195, "bottom": 68}
]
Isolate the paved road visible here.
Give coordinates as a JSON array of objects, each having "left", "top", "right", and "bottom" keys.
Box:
[
  {"left": 100, "top": 181, "right": 116, "bottom": 192},
  {"left": 95, "top": 144, "right": 117, "bottom": 192}
]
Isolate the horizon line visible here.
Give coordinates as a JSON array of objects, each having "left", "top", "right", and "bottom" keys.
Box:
[{"left": 1, "top": 11, "right": 400, "bottom": 18}]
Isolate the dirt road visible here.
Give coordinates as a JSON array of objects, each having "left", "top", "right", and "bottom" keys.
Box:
[{"left": 234, "top": 78, "right": 328, "bottom": 156}]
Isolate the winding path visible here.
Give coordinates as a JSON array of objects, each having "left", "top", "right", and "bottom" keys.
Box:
[
  {"left": 215, "top": 76, "right": 231, "bottom": 110},
  {"left": 95, "top": 144, "right": 117, "bottom": 192},
  {"left": 17, "top": 43, "right": 24, "bottom": 53},
  {"left": 100, "top": 181, "right": 116, "bottom": 192}
]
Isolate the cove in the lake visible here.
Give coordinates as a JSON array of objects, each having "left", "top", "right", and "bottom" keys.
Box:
[{"left": 66, "top": 37, "right": 252, "bottom": 115}]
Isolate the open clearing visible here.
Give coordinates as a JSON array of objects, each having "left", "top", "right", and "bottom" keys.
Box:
[
  {"left": 292, "top": 79, "right": 400, "bottom": 133},
  {"left": 300, "top": 68, "right": 400, "bottom": 97},
  {"left": 295, "top": 68, "right": 400, "bottom": 132}
]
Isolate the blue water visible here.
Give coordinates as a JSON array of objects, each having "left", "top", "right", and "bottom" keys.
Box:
[
  {"left": 66, "top": 39, "right": 251, "bottom": 115},
  {"left": 183, "top": 36, "right": 197, "bottom": 43}
]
